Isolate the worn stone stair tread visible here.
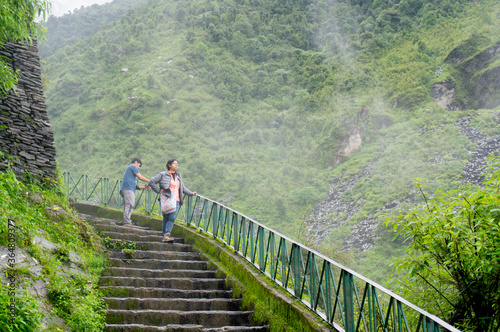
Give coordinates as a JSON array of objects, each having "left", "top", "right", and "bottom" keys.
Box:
[
  {"left": 203, "top": 327, "right": 270, "bottom": 331},
  {"left": 103, "top": 267, "right": 216, "bottom": 278},
  {"left": 100, "top": 276, "right": 227, "bottom": 289},
  {"left": 109, "top": 250, "right": 201, "bottom": 260},
  {"left": 100, "top": 230, "right": 162, "bottom": 236},
  {"left": 108, "top": 258, "right": 208, "bottom": 269},
  {"left": 100, "top": 286, "right": 234, "bottom": 298},
  {"left": 100, "top": 231, "right": 172, "bottom": 241},
  {"left": 105, "top": 323, "right": 204, "bottom": 331},
  {"left": 105, "top": 324, "right": 270, "bottom": 332},
  {"left": 108, "top": 258, "right": 206, "bottom": 263},
  {"left": 94, "top": 223, "right": 161, "bottom": 233},
  {"left": 103, "top": 297, "right": 243, "bottom": 310},
  {"left": 106, "top": 241, "right": 195, "bottom": 251},
  {"left": 106, "top": 309, "right": 255, "bottom": 326},
  {"left": 102, "top": 277, "right": 225, "bottom": 282},
  {"left": 94, "top": 223, "right": 161, "bottom": 232}
]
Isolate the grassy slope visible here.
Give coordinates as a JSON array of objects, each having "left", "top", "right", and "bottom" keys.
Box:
[
  {"left": 0, "top": 164, "right": 107, "bottom": 331},
  {"left": 41, "top": 0, "right": 500, "bottom": 283}
]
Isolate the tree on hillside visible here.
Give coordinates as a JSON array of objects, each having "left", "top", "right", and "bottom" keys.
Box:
[
  {"left": 0, "top": 0, "right": 49, "bottom": 94},
  {"left": 387, "top": 156, "right": 500, "bottom": 332}
]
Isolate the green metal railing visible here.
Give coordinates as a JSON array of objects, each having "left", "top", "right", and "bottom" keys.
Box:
[{"left": 63, "top": 172, "right": 460, "bottom": 332}]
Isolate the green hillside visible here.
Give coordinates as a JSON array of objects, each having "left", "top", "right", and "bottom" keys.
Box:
[{"left": 41, "top": 0, "right": 500, "bottom": 279}]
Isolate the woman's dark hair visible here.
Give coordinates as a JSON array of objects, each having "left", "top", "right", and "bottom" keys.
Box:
[{"left": 166, "top": 159, "right": 177, "bottom": 170}]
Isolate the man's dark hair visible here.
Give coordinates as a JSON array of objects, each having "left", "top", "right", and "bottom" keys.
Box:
[
  {"left": 131, "top": 157, "right": 142, "bottom": 166},
  {"left": 166, "top": 159, "right": 177, "bottom": 170}
]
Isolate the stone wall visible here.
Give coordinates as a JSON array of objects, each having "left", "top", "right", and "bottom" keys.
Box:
[{"left": 0, "top": 41, "right": 56, "bottom": 179}]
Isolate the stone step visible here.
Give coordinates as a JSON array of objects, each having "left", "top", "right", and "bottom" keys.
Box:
[
  {"left": 93, "top": 223, "right": 161, "bottom": 236},
  {"left": 100, "top": 286, "right": 234, "bottom": 299},
  {"left": 109, "top": 250, "right": 201, "bottom": 261},
  {"left": 108, "top": 258, "right": 208, "bottom": 270},
  {"left": 105, "top": 323, "right": 270, "bottom": 331},
  {"left": 100, "top": 231, "right": 177, "bottom": 243},
  {"left": 105, "top": 323, "right": 202, "bottom": 331},
  {"left": 104, "top": 297, "right": 242, "bottom": 311},
  {"left": 204, "top": 327, "right": 269, "bottom": 332},
  {"left": 84, "top": 215, "right": 146, "bottom": 229},
  {"left": 103, "top": 267, "right": 216, "bottom": 278},
  {"left": 100, "top": 277, "right": 227, "bottom": 290},
  {"left": 105, "top": 309, "right": 255, "bottom": 327},
  {"left": 106, "top": 240, "right": 194, "bottom": 252}
]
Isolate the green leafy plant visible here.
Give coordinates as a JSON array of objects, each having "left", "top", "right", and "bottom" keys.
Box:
[
  {"left": 121, "top": 248, "right": 136, "bottom": 258},
  {"left": 0, "top": 285, "right": 43, "bottom": 332},
  {"left": 103, "top": 236, "right": 137, "bottom": 250},
  {"left": 387, "top": 156, "right": 500, "bottom": 331}
]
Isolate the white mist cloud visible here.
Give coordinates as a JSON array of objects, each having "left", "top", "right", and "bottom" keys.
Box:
[{"left": 48, "top": 0, "right": 111, "bottom": 17}]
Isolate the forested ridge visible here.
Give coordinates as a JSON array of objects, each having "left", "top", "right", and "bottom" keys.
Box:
[{"left": 41, "top": 0, "right": 499, "bottom": 283}]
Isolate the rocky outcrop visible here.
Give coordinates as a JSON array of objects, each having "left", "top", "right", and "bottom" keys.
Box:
[
  {"left": 433, "top": 39, "right": 500, "bottom": 110},
  {"left": 431, "top": 81, "right": 460, "bottom": 110},
  {"left": 472, "top": 65, "right": 500, "bottom": 109},
  {"left": 0, "top": 41, "right": 56, "bottom": 178},
  {"left": 327, "top": 106, "right": 369, "bottom": 166}
]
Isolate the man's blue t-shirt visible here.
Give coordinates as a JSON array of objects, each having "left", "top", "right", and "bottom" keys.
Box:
[{"left": 120, "top": 165, "right": 140, "bottom": 191}]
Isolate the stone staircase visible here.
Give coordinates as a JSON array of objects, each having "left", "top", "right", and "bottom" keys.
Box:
[{"left": 84, "top": 214, "right": 269, "bottom": 332}]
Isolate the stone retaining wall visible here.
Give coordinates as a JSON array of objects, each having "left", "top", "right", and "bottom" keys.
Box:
[{"left": 0, "top": 41, "right": 56, "bottom": 179}]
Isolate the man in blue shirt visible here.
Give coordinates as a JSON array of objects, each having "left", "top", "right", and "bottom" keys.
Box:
[{"left": 119, "top": 157, "right": 150, "bottom": 224}]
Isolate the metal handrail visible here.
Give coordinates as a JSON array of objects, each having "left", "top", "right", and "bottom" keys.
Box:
[{"left": 62, "top": 172, "right": 461, "bottom": 332}]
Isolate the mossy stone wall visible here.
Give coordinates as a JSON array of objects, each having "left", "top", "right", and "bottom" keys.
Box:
[{"left": 0, "top": 41, "right": 56, "bottom": 179}]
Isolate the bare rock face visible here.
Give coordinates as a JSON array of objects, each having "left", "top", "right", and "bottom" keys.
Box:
[
  {"left": 473, "top": 65, "right": 500, "bottom": 109},
  {"left": 437, "top": 39, "right": 500, "bottom": 110},
  {"left": 329, "top": 107, "right": 368, "bottom": 166},
  {"left": 341, "top": 130, "right": 363, "bottom": 157},
  {"left": 432, "top": 82, "right": 458, "bottom": 109}
]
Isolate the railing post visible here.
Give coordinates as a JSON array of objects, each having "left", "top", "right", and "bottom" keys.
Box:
[
  {"left": 258, "top": 227, "right": 265, "bottom": 271},
  {"left": 104, "top": 178, "right": 108, "bottom": 206},
  {"left": 226, "top": 209, "right": 231, "bottom": 245},
  {"left": 233, "top": 213, "right": 239, "bottom": 252},
  {"left": 292, "top": 244, "right": 301, "bottom": 297},
  {"left": 186, "top": 195, "right": 192, "bottom": 225},
  {"left": 212, "top": 203, "right": 219, "bottom": 238},
  {"left": 309, "top": 253, "right": 317, "bottom": 309},
  {"left": 324, "top": 261, "right": 332, "bottom": 323},
  {"left": 249, "top": 222, "right": 255, "bottom": 262},
  {"left": 269, "top": 232, "right": 276, "bottom": 278},
  {"left": 343, "top": 271, "right": 355, "bottom": 332},
  {"left": 83, "top": 175, "right": 87, "bottom": 201}
]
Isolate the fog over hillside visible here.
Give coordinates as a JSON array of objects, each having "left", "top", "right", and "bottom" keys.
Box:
[{"left": 48, "top": 0, "right": 111, "bottom": 17}]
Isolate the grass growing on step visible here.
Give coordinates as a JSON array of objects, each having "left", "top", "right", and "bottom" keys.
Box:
[{"left": 102, "top": 236, "right": 138, "bottom": 250}]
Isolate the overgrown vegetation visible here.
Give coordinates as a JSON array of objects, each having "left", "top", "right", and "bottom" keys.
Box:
[
  {"left": 0, "top": 157, "right": 107, "bottom": 331},
  {"left": 387, "top": 156, "right": 500, "bottom": 331}
]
